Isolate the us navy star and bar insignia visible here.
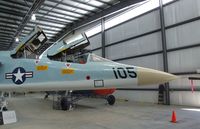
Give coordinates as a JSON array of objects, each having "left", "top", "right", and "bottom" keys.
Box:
[{"left": 5, "top": 67, "right": 33, "bottom": 85}]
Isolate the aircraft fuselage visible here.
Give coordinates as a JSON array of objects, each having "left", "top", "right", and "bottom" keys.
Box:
[{"left": 0, "top": 51, "right": 138, "bottom": 91}]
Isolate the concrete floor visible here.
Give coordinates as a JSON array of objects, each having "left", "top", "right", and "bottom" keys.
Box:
[{"left": 2, "top": 93, "right": 200, "bottom": 129}]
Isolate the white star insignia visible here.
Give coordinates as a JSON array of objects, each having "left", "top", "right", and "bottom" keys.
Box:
[{"left": 13, "top": 68, "right": 25, "bottom": 82}]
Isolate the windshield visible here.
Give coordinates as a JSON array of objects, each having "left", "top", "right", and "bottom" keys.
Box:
[
  {"left": 89, "top": 54, "right": 113, "bottom": 63},
  {"left": 62, "top": 53, "right": 88, "bottom": 64},
  {"left": 64, "top": 34, "right": 84, "bottom": 45},
  {"left": 74, "top": 54, "right": 88, "bottom": 64}
]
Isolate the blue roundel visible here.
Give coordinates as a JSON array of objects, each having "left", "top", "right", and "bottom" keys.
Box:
[{"left": 12, "top": 67, "right": 26, "bottom": 85}]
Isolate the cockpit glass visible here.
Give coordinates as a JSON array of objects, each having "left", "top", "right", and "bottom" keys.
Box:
[
  {"left": 89, "top": 54, "right": 113, "bottom": 62},
  {"left": 74, "top": 54, "right": 88, "bottom": 64},
  {"left": 64, "top": 34, "right": 84, "bottom": 45}
]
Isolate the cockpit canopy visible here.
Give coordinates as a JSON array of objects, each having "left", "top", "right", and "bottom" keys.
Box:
[
  {"left": 10, "top": 26, "right": 48, "bottom": 58},
  {"left": 47, "top": 33, "right": 90, "bottom": 58},
  {"left": 9, "top": 26, "right": 113, "bottom": 64},
  {"left": 62, "top": 53, "right": 113, "bottom": 64},
  {"left": 46, "top": 31, "right": 91, "bottom": 63}
]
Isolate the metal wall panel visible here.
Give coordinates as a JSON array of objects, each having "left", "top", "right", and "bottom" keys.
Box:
[
  {"left": 166, "top": 20, "right": 200, "bottom": 49},
  {"left": 169, "top": 74, "right": 200, "bottom": 106},
  {"left": 117, "top": 54, "right": 163, "bottom": 71},
  {"left": 170, "top": 74, "right": 200, "bottom": 88},
  {"left": 66, "top": 0, "right": 200, "bottom": 106},
  {"left": 114, "top": 90, "right": 158, "bottom": 103},
  {"left": 165, "top": 0, "right": 200, "bottom": 107},
  {"left": 105, "top": 10, "right": 160, "bottom": 44},
  {"left": 88, "top": 34, "right": 102, "bottom": 49},
  {"left": 92, "top": 49, "right": 102, "bottom": 57},
  {"left": 164, "top": 0, "right": 200, "bottom": 26},
  {"left": 74, "top": 20, "right": 101, "bottom": 34},
  {"left": 171, "top": 92, "right": 200, "bottom": 107},
  {"left": 74, "top": 20, "right": 102, "bottom": 52},
  {"left": 168, "top": 47, "right": 200, "bottom": 73},
  {"left": 105, "top": 32, "right": 162, "bottom": 60}
]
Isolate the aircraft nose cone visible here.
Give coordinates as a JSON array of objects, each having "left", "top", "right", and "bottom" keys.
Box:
[{"left": 137, "top": 67, "right": 178, "bottom": 85}]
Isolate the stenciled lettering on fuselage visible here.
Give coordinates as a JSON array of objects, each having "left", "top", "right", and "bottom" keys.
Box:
[
  {"left": 5, "top": 67, "right": 33, "bottom": 85},
  {"left": 112, "top": 67, "right": 137, "bottom": 79}
]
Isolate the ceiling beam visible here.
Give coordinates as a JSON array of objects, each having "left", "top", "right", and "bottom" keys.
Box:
[
  {"left": 0, "top": 42, "right": 9, "bottom": 45},
  {"left": 0, "top": 31, "right": 15, "bottom": 35},
  {"left": 54, "top": 0, "right": 145, "bottom": 41},
  {"left": 9, "top": 0, "right": 45, "bottom": 49},
  {"left": 0, "top": 39, "right": 10, "bottom": 42},
  {"left": 0, "top": 24, "right": 18, "bottom": 30},
  {"left": 0, "top": 45, "right": 9, "bottom": 49},
  {"left": 0, "top": 8, "right": 25, "bottom": 17},
  {"left": 23, "top": 26, "right": 61, "bottom": 32},
  {"left": 0, "top": 35, "right": 12, "bottom": 39},
  {"left": 0, "top": 27, "right": 16, "bottom": 32},
  {"left": 42, "top": 2, "right": 86, "bottom": 18},
  {"left": 1, "top": 0, "right": 29, "bottom": 11},
  {"left": 0, "top": 1, "right": 29, "bottom": 12},
  {"left": 0, "top": 44, "right": 10, "bottom": 48},
  {"left": 28, "top": 21, "right": 66, "bottom": 28},
  {"left": 47, "top": 0, "right": 96, "bottom": 14},
  {"left": 37, "top": 11, "right": 77, "bottom": 22},
  {"left": 0, "top": 33, "right": 14, "bottom": 37},
  {"left": 0, "top": 22, "right": 18, "bottom": 29},
  {"left": 0, "top": 37, "right": 11, "bottom": 41},
  {"left": 0, "top": 13, "right": 22, "bottom": 21},
  {"left": 73, "top": 0, "right": 104, "bottom": 10},
  {"left": 21, "top": 31, "right": 56, "bottom": 36},
  {"left": 1, "top": 0, "right": 31, "bottom": 8},
  {"left": 0, "top": 45, "right": 11, "bottom": 49},
  {"left": 37, "top": 17, "right": 71, "bottom": 25},
  {"left": 96, "top": 0, "right": 113, "bottom": 6},
  {"left": 0, "top": 18, "right": 20, "bottom": 26},
  {"left": 0, "top": 42, "right": 12, "bottom": 47}
]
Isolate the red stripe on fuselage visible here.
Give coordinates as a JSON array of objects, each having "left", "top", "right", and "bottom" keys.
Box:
[{"left": 93, "top": 88, "right": 116, "bottom": 95}]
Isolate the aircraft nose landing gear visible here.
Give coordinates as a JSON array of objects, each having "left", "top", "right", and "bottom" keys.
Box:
[
  {"left": 52, "top": 91, "right": 116, "bottom": 110},
  {"left": 106, "top": 95, "right": 115, "bottom": 105},
  {"left": 52, "top": 91, "right": 76, "bottom": 111},
  {"left": 60, "top": 97, "right": 73, "bottom": 111}
]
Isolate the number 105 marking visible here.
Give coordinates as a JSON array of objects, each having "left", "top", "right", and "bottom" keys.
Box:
[{"left": 112, "top": 67, "right": 137, "bottom": 79}]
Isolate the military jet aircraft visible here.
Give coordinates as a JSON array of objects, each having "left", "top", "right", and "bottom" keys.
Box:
[{"left": 0, "top": 27, "right": 177, "bottom": 111}]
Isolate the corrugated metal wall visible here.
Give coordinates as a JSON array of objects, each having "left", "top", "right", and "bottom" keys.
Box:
[
  {"left": 75, "top": 0, "right": 200, "bottom": 107},
  {"left": 165, "top": 0, "right": 200, "bottom": 106}
]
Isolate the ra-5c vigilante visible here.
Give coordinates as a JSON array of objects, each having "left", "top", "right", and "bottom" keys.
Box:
[{"left": 0, "top": 27, "right": 177, "bottom": 110}]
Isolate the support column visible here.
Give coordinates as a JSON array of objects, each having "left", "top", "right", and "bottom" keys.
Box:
[
  {"left": 159, "top": 0, "right": 170, "bottom": 105},
  {"left": 101, "top": 18, "right": 106, "bottom": 58}
]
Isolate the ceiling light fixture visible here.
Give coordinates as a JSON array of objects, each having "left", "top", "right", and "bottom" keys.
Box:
[
  {"left": 31, "top": 14, "right": 36, "bottom": 21},
  {"left": 15, "top": 37, "right": 19, "bottom": 42}
]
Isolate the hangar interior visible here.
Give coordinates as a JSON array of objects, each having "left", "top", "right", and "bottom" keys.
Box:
[
  {"left": 1, "top": 0, "right": 199, "bottom": 106},
  {"left": 1, "top": 0, "right": 200, "bottom": 128},
  {"left": 62, "top": 0, "right": 200, "bottom": 107}
]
